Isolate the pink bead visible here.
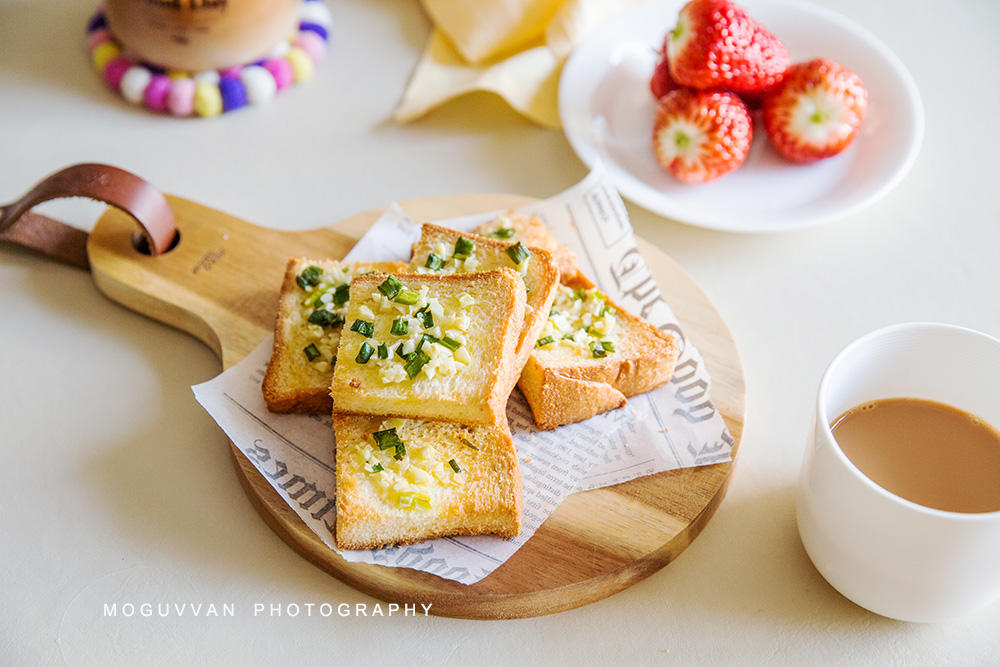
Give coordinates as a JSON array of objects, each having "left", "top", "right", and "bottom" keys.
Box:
[
  {"left": 143, "top": 75, "right": 172, "bottom": 111},
  {"left": 86, "top": 28, "right": 112, "bottom": 51},
  {"left": 263, "top": 58, "right": 293, "bottom": 90},
  {"left": 219, "top": 66, "right": 243, "bottom": 79},
  {"left": 293, "top": 31, "right": 326, "bottom": 64},
  {"left": 166, "top": 78, "right": 196, "bottom": 117},
  {"left": 103, "top": 57, "right": 132, "bottom": 90}
]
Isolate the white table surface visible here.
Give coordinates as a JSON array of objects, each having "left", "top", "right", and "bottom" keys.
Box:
[{"left": 2, "top": 0, "right": 998, "bottom": 664}]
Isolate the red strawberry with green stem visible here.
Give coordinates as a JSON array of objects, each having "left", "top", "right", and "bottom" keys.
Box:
[
  {"left": 652, "top": 88, "right": 753, "bottom": 183},
  {"left": 762, "top": 58, "right": 868, "bottom": 163},
  {"left": 667, "top": 0, "right": 790, "bottom": 95}
]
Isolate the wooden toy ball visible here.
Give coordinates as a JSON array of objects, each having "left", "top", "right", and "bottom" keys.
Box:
[{"left": 104, "top": 0, "right": 302, "bottom": 71}]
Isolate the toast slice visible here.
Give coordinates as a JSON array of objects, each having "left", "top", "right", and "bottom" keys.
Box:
[
  {"left": 333, "top": 414, "right": 522, "bottom": 550},
  {"left": 330, "top": 269, "right": 526, "bottom": 426},
  {"left": 473, "top": 211, "right": 580, "bottom": 283},
  {"left": 519, "top": 275, "right": 679, "bottom": 429},
  {"left": 409, "top": 222, "right": 559, "bottom": 368},
  {"left": 262, "top": 258, "right": 407, "bottom": 414}
]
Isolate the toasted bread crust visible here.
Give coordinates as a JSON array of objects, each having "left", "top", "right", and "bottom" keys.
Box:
[
  {"left": 518, "top": 363, "right": 628, "bottom": 430},
  {"left": 262, "top": 258, "right": 406, "bottom": 414},
  {"left": 333, "top": 414, "right": 522, "bottom": 549},
  {"left": 410, "top": 222, "right": 559, "bottom": 370},
  {"left": 473, "top": 211, "right": 580, "bottom": 283},
  {"left": 518, "top": 275, "right": 678, "bottom": 429},
  {"left": 330, "top": 269, "right": 526, "bottom": 427}
]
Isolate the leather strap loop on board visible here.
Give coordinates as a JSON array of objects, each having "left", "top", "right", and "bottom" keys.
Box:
[{"left": 0, "top": 163, "right": 177, "bottom": 269}]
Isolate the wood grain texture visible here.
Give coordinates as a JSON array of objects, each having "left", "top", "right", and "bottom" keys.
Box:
[{"left": 88, "top": 193, "right": 745, "bottom": 620}]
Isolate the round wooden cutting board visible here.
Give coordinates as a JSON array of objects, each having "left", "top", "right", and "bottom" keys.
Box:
[{"left": 88, "top": 192, "right": 746, "bottom": 620}]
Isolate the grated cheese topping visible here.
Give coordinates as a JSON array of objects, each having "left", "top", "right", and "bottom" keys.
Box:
[
  {"left": 347, "top": 419, "right": 468, "bottom": 510},
  {"left": 534, "top": 285, "right": 620, "bottom": 359},
  {"left": 344, "top": 280, "right": 476, "bottom": 385},
  {"left": 294, "top": 264, "right": 358, "bottom": 371},
  {"left": 415, "top": 232, "right": 530, "bottom": 277}
]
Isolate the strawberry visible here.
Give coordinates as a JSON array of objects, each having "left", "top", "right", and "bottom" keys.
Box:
[
  {"left": 652, "top": 88, "right": 753, "bottom": 183},
  {"left": 650, "top": 37, "right": 680, "bottom": 99},
  {"left": 666, "top": 0, "right": 790, "bottom": 95},
  {"left": 650, "top": 51, "right": 680, "bottom": 100},
  {"left": 762, "top": 58, "right": 868, "bottom": 163}
]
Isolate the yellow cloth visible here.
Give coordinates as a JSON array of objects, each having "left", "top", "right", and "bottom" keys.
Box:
[
  {"left": 422, "top": 0, "right": 567, "bottom": 64},
  {"left": 395, "top": 0, "right": 646, "bottom": 128}
]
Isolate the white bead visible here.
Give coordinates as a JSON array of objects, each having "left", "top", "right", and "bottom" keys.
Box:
[
  {"left": 120, "top": 66, "right": 151, "bottom": 104},
  {"left": 267, "top": 40, "right": 290, "bottom": 57},
  {"left": 299, "top": 2, "right": 333, "bottom": 28},
  {"left": 240, "top": 65, "right": 276, "bottom": 104},
  {"left": 194, "top": 70, "right": 220, "bottom": 85}
]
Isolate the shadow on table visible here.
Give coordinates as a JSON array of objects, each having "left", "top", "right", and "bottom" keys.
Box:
[
  {"left": 666, "top": 484, "right": 911, "bottom": 631},
  {"left": 373, "top": 89, "right": 590, "bottom": 204},
  {"left": 339, "top": 0, "right": 430, "bottom": 53},
  {"left": 3, "top": 246, "right": 364, "bottom": 603}
]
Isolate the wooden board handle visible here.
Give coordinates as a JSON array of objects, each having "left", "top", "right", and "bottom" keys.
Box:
[{"left": 88, "top": 194, "right": 361, "bottom": 367}]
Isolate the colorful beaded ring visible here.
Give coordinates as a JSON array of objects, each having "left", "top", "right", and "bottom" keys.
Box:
[{"left": 86, "top": 0, "right": 331, "bottom": 117}]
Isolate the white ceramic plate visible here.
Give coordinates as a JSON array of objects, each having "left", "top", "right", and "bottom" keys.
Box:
[{"left": 559, "top": 0, "right": 924, "bottom": 232}]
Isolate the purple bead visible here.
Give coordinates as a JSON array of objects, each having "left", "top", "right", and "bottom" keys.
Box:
[
  {"left": 86, "top": 12, "right": 107, "bottom": 34},
  {"left": 219, "top": 76, "right": 247, "bottom": 111},
  {"left": 298, "top": 22, "right": 328, "bottom": 41},
  {"left": 142, "top": 61, "right": 167, "bottom": 75}
]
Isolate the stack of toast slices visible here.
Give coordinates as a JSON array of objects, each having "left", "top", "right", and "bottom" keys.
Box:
[{"left": 262, "top": 212, "right": 678, "bottom": 549}]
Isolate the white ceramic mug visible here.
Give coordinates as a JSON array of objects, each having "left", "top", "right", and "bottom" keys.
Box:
[{"left": 796, "top": 322, "right": 1000, "bottom": 622}]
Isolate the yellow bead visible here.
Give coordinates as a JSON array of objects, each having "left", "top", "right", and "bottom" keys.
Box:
[
  {"left": 286, "top": 47, "right": 314, "bottom": 83},
  {"left": 167, "top": 69, "right": 189, "bottom": 81},
  {"left": 91, "top": 42, "right": 121, "bottom": 72},
  {"left": 193, "top": 81, "right": 223, "bottom": 117}
]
